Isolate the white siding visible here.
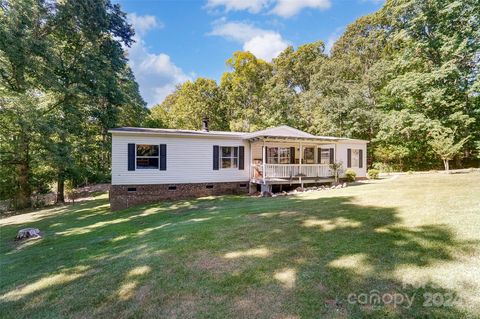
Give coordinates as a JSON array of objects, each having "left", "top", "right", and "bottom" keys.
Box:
[
  {"left": 336, "top": 141, "right": 368, "bottom": 178},
  {"left": 112, "top": 134, "right": 250, "bottom": 185}
]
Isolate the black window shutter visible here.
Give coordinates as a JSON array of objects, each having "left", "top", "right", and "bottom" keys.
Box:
[
  {"left": 329, "top": 148, "right": 334, "bottom": 164},
  {"left": 290, "top": 147, "right": 295, "bottom": 164},
  {"left": 347, "top": 148, "right": 352, "bottom": 168},
  {"left": 238, "top": 146, "right": 244, "bottom": 170},
  {"left": 160, "top": 144, "right": 167, "bottom": 170},
  {"left": 359, "top": 149, "right": 363, "bottom": 168},
  {"left": 128, "top": 143, "right": 135, "bottom": 171},
  {"left": 264, "top": 146, "right": 268, "bottom": 164},
  {"left": 317, "top": 148, "right": 322, "bottom": 164},
  {"left": 213, "top": 145, "right": 219, "bottom": 170}
]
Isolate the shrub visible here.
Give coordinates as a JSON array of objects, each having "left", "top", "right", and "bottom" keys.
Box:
[
  {"left": 344, "top": 169, "right": 356, "bottom": 182},
  {"left": 65, "top": 180, "right": 78, "bottom": 204},
  {"left": 329, "top": 161, "right": 343, "bottom": 183},
  {"left": 367, "top": 169, "right": 380, "bottom": 179},
  {"left": 372, "top": 162, "right": 401, "bottom": 173}
]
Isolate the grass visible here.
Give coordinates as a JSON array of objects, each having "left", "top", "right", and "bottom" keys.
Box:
[{"left": 0, "top": 173, "right": 479, "bottom": 318}]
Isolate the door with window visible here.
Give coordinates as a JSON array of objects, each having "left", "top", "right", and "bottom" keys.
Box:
[{"left": 303, "top": 147, "right": 315, "bottom": 164}]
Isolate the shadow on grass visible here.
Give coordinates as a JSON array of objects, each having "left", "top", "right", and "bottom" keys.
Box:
[{"left": 0, "top": 191, "right": 477, "bottom": 318}]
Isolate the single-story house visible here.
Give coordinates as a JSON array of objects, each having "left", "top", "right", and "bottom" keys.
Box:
[{"left": 109, "top": 121, "right": 368, "bottom": 210}]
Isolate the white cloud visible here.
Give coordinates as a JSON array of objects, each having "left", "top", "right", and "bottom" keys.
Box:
[
  {"left": 209, "top": 21, "right": 268, "bottom": 42},
  {"left": 244, "top": 33, "right": 289, "bottom": 61},
  {"left": 209, "top": 21, "right": 289, "bottom": 61},
  {"left": 271, "top": 0, "right": 331, "bottom": 18},
  {"left": 128, "top": 13, "right": 163, "bottom": 35},
  {"left": 206, "top": 0, "right": 270, "bottom": 13},
  {"left": 206, "top": 0, "right": 331, "bottom": 18},
  {"left": 126, "top": 13, "right": 190, "bottom": 106}
]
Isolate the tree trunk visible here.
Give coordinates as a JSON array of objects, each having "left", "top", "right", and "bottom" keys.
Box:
[
  {"left": 56, "top": 128, "right": 67, "bottom": 203},
  {"left": 443, "top": 159, "right": 450, "bottom": 173},
  {"left": 14, "top": 133, "right": 32, "bottom": 209},
  {"left": 56, "top": 175, "right": 65, "bottom": 203},
  {"left": 15, "top": 161, "right": 31, "bottom": 209}
]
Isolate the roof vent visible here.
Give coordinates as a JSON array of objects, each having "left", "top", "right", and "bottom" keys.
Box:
[{"left": 202, "top": 117, "right": 209, "bottom": 132}]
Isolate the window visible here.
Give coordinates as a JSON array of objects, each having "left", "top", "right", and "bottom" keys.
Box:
[
  {"left": 206, "top": 184, "right": 214, "bottom": 189},
  {"left": 239, "top": 183, "right": 248, "bottom": 188},
  {"left": 127, "top": 187, "right": 136, "bottom": 192},
  {"left": 136, "top": 145, "right": 159, "bottom": 169},
  {"left": 267, "top": 147, "right": 290, "bottom": 164},
  {"left": 221, "top": 146, "right": 238, "bottom": 169},
  {"left": 319, "top": 148, "right": 330, "bottom": 164},
  {"left": 303, "top": 147, "right": 315, "bottom": 164},
  {"left": 168, "top": 185, "right": 177, "bottom": 191},
  {"left": 352, "top": 149, "right": 360, "bottom": 167}
]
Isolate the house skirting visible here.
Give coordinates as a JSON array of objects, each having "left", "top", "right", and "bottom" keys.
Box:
[{"left": 109, "top": 182, "right": 250, "bottom": 211}]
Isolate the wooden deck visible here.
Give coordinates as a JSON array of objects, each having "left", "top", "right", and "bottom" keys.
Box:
[{"left": 251, "top": 163, "right": 334, "bottom": 185}]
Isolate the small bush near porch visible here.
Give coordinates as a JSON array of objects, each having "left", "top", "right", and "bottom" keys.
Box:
[{"left": 1, "top": 172, "right": 479, "bottom": 318}]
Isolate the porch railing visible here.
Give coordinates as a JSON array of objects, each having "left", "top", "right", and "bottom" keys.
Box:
[{"left": 252, "top": 164, "right": 332, "bottom": 179}]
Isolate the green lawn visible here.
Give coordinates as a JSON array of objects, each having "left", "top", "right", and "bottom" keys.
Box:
[{"left": 1, "top": 173, "right": 479, "bottom": 318}]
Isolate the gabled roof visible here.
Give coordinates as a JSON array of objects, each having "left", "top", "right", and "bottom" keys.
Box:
[{"left": 243, "top": 125, "right": 315, "bottom": 139}]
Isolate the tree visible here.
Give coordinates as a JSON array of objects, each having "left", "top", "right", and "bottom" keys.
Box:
[
  {"left": 428, "top": 128, "right": 469, "bottom": 172},
  {"left": 0, "top": 0, "right": 53, "bottom": 208},
  {"left": 220, "top": 51, "right": 273, "bottom": 132},
  {"left": 44, "top": 0, "right": 135, "bottom": 202},
  {"left": 380, "top": 0, "right": 478, "bottom": 143},
  {"left": 0, "top": 0, "right": 146, "bottom": 208},
  {"left": 475, "top": 141, "right": 480, "bottom": 167},
  {"left": 149, "top": 78, "right": 227, "bottom": 131},
  {"left": 265, "top": 41, "right": 327, "bottom": 130}
]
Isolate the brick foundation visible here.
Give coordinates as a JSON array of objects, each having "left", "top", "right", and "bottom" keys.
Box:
[{"left": 109, "top": 181, "right": 250, "bottom": 211}]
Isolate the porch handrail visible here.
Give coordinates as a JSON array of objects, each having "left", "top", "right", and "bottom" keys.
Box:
[{"left": 251, "top": 163, "right": 332, "bottom": 179}]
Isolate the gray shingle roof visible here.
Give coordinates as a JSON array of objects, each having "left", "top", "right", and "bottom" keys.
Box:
[
  {"left": 108, "top": 125, "right": 368, "bottom": 142},
  {"left": 108, "top": 127, "right": 246, "bottom": 137}
]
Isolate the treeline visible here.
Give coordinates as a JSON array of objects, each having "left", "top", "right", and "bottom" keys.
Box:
[
  {"left": 0, "top": 0, "right": 147, "bottom": 209},
  {"left": 1, "top": 0, "right": 479, "bottom": 210},
  {"left": 148, "top": 0, "right": 480, "bottom": 172}
]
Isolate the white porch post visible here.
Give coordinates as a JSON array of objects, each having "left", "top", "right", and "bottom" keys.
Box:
[
  {"left": 299, "top": 141, "right": 303, "bottom": 188},
  {"left": 334, "top": 142, "right": 337, "bottom": 162},
  {"left": 299, "top": 141, "right": 303, "bottom": 173},
  {"left": 262, "top": 139, "right": 266, "bottom": 182}
]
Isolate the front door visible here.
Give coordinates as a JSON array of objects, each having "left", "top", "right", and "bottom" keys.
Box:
[{"left": 303, "top": 147, "right": 315, "bottom": 164}]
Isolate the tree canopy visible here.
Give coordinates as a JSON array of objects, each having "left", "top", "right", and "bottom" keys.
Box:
[
  {"left": 0, "top": 0, "right": 147, "bottom": 208},
  {"left": 150, "top": 0, "right": 479, "bottom": 171}
]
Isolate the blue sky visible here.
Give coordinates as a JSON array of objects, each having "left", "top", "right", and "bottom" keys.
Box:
[{"left": 116, "top": 0, "right": 384, "bottom": 106}]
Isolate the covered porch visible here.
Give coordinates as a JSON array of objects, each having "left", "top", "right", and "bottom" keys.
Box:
[{"left": 248, "top": 137, "right": 337, "bottom": 186}]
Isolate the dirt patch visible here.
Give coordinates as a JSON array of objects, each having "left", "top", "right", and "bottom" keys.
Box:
[
  {"left": 134, "top": 283, "right": 152, "bottom": 305},
  {"left": 189, "top": 251, "right": 240, "bottom": 275},
  {"left": 233, "top": 287, "right": 297, "bottom": 319},
  {"left": 155, "top": 293, "right": 203, "bottom": 319}
]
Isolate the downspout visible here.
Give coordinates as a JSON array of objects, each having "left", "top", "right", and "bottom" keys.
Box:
[
  {"left": 334, "top": 141, "right": 338, "bottom": 181},
  {"left": 249, "top": 140, "right": 252, "bottom": 181}
]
